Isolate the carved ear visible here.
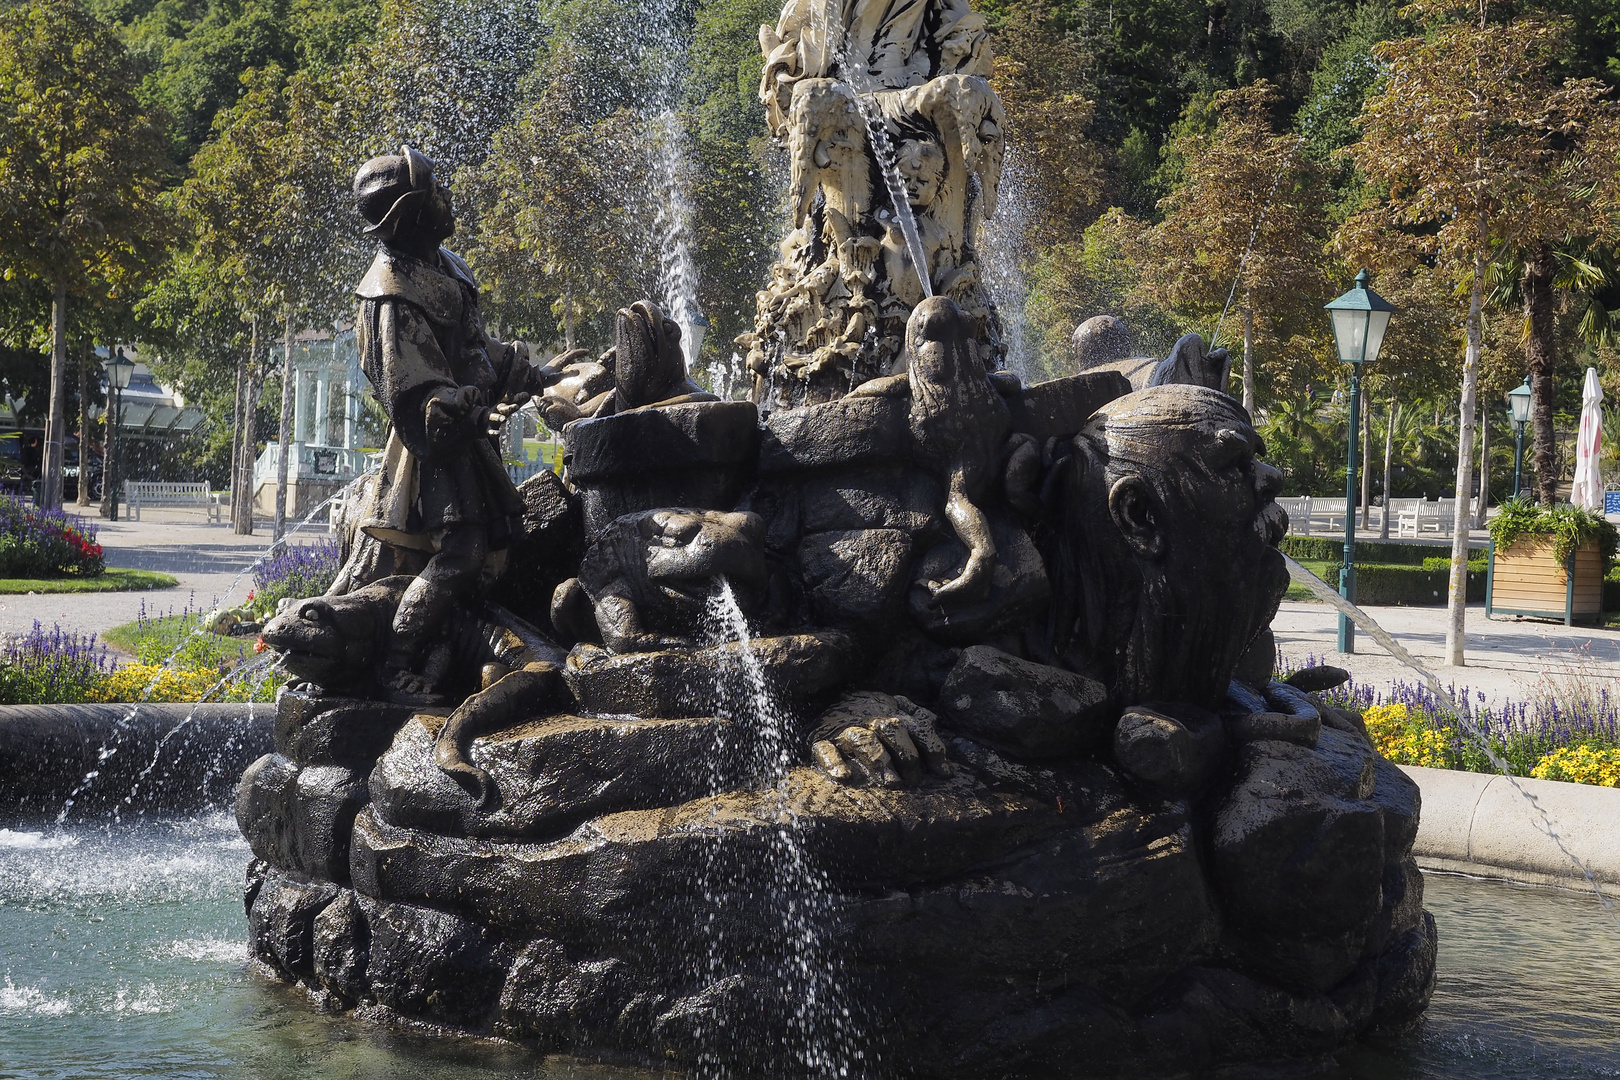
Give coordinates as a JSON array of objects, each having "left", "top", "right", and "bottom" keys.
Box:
[{"left": 1109, "top": 476, "right": 1166, "bottom": 561}]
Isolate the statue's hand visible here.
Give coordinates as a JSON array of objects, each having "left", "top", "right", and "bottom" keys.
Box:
[
  {"left": 484, "top": 393, "right": 530, "bottom": 437},
  {"left": 809, "top": 695, "right": 952, "bottom": 788},
  {"left": 425, "top": 386, "right": 481, "bottom": 445}
]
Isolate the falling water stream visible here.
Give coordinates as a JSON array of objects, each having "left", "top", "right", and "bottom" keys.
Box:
[
  {"left": 693, "top": 582, "right": 865, "bottom": 1080},
  {"left": 53, "top": 478, "right": 368, "bottom": 824},
  {"left": 818, "top": 0, "right": 934, "bottom": 302}
]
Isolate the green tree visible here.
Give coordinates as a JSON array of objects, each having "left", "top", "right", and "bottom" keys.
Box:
[
  {"left": 1339, "top": 0, "right": 1620, "bottom": 665},
  {"left": 1138, "top": 81, "right": 1331, "bottom": 411},
  {"left": 159, "top": 63, "right": 357, "bottom": 533},
  {"left": 0, "top": 0, "right": 172, "bottom": 510}
]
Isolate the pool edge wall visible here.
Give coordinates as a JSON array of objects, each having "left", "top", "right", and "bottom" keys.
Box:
[
  {"left": 0, "top": 702, "right": 273, "bottom": 822},
  {"left": 1403, "top": 764, "right": 1620, "bottom": 889}
]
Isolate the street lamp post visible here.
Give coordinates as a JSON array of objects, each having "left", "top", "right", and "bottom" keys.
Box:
[
  {"left": 102, "top": 348, "right": 135, "bottom": 522},
  {"left": 1508, "top": 376, "right": 1532, "bottom": 499},
  {"left": 1325, "top": 270, "right": 1396, "bottom": 654}
]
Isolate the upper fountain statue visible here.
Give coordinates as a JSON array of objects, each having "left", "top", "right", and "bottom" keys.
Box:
[{"left": 741, "top": 0, "right": 1008, "bottom": 411}]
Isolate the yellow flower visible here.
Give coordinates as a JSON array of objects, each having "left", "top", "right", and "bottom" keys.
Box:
[
  {"left": 1532, "top": 746, "right": 1620, "bottom": 787},
  {"left": 88, "top": 664, "right": 223, "bottom": 704}
]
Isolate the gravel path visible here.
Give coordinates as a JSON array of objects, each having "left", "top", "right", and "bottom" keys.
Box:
[
  {"left": 0, "top": 510, "right": 331, "bottom": 642},
  {"left": 1272, "top": 599, "right": 1620, "bottom": 710}
]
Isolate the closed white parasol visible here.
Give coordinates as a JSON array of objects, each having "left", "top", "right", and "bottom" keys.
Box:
[{"left": 1572, "top": 366, "right": 1605, "bottom": 511}]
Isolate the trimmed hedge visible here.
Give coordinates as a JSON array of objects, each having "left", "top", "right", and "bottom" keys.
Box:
[
  {"left": 1281, "top": 536, "right": 1485, "bottom": 565},
  {"left": 1305, "top": 561, "right": 1488, "bottom": 606}
]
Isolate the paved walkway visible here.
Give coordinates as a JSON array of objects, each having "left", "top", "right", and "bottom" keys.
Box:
[
  {"left": 0, "top": 510, "right": 330, "bottom": 642},
  {"left": 1273, "top": 600, "right": 1620, "bottom": 710}
]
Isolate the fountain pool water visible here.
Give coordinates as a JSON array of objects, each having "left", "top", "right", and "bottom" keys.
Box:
[{"left": 1, "top": 815, "right": 1615, "bottom": 1080}]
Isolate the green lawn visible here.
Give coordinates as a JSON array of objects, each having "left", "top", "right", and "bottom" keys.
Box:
[
  {"left": 0, "top": 568, "right": 179, "bottom": 594},
  {"left": 103, "top": 612, "right": 258, "bottom": 669}
]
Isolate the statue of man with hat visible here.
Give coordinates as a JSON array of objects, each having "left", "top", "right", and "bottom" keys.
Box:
[{"left": 351, "top": 145, "right": 568, "bottom": 700}]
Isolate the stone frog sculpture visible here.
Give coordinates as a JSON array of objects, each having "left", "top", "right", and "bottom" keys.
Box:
[
  {"left": 607, "top": 300, "right": 715, "bottom": 413},
  {"left": 260, "top": 576, "right": 568, "bottom": 804},
  {"left": 906, "top": 295, "right": 1010, "bottom": 604},
  {"left": 550, "top": 509, "right": 769, "bottom": 654}
]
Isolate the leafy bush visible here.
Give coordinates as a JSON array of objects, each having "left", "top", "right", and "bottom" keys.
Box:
[
  {"left": 86, "top": 661, "right": 274, "bottom": 703},
  {"left": 0, "top": 622, "right": 116, "bottom": 704},
  {"left": 1301, "top": 562, "right": 1487, "bottom": 605},
  {"left": 0, "top": 495, "right": 104, "bottom": 578},
  {"left": 251, "top": 539, "right": 341, "bottom": 618},
  {"left": 1532, "top": 746, "right": 1620, "bottom": 787},
  {"left": 1489, "top": 498, "right": 1619, "bottom": 572},
  {"left": 1420, "top": 555, "right": 1487, "bottom": 574}
]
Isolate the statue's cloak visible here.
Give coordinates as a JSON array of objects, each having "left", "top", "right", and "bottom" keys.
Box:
[{"left": 354, "top": 247, "right": 526, "bottom": 553}]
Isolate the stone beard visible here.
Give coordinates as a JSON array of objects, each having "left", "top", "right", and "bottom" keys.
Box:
[{"left": 1041, "top": 384, "right": 1291, "bottom": 709}]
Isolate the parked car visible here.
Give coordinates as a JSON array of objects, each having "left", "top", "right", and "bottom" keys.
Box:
[
  {"left": 0, "top": 431, "right": 22, "bottom": 495},
  {"left": 6, "top": 429, "right": 103, "bottom": 502}
]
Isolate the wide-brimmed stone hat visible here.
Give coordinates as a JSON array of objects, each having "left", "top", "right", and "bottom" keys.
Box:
[{"left": 353, "top": 145, "right": 437, "bottom": 237}]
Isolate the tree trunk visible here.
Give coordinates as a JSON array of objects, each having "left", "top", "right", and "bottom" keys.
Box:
[
  {"left": 1474, "top": 401, "right": 1490, "bottom": 529},
  {"left": 1446, "top": 247, "right": 1485, "bottom": 668},
  {"left": 274, "top": 316, "right": 296, "bottom": 541},
  {"left": 76, "top": 346, "right": 93, "bottom": 506},
  {"left": 235, "top": 318, "right": 261, "bottom": 535},
  {"left": 563, "top": 286, "right": 577, "bottom": 351},
  {"left": 40, "top": 279, "right": 68, "bottom": 510},
  {"left": 1241, "top": 304, "right": 1255, "bottom": 414},
  {"left": 229, "top": 354, "right": 247, "bottom": 524},
  {"left": 1360, "top": 388, "right": 1373, "bottom": 529},
  {"left": 1380, "top": 396, "right": 1395, "bottom": 541},
  {"left": 1523, "top": 243, "right": 1558, "bottom": 506}
]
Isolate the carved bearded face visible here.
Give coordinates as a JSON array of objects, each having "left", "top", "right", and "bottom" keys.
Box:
[{"left": 1045, "top": 385, "right": 1290, "bottom": 708}]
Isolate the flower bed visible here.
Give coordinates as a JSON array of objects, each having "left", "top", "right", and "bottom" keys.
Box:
[
  {"left": 0, "top": 495, "right": 104, "bottom": 578},
  {"left": 0, "top": 623, "right": 116, "bottom": 704},
  {"left": 1325, "top": 675, "right": 1620, "bottom": 788},
  {"left": 250, "top": 539, "right": 341, "bottom": 618},
  {"left": 1, "top": 606, "right": 280, "bottom": 706}
]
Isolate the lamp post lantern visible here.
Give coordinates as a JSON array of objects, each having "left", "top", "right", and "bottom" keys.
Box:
[
  {"left": 1325, "top": 269, "right": 1396, "bottom": 653},
  {"left": 1507, "top": 376, "right": 1532, "bottom": 499},
  {"left": 102, "top": 347, "right": 135, "bottom": 521}
]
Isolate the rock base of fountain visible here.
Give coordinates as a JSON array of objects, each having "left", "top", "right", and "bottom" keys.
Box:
[{"left": 241, "top": 680, "right": 1434, "bottom": 1076}]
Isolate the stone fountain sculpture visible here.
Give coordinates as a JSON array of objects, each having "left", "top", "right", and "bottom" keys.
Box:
[
  {"left": 740, "top": 0, "right": 1008, "bottom": 411},
  {"left": 237, "top": 6, "right": 1436, "bottom": 1076}
]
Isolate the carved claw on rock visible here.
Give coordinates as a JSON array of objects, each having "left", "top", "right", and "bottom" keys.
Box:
[{"left": 809, "top": 692, "right": 952, "bottom": 788}]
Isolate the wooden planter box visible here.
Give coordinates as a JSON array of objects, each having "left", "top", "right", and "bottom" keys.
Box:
[{"left": 1486, "top": 536, "right": 1606, "bottom": 625}]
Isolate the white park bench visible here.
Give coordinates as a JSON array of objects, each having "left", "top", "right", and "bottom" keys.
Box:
[
  {"left": 1391, "top": 498, "right": 1423, "bottom": 538},
  {"left": 1310, "top": 497, "right": 1350, "bottom": 534},
  {"left": 1275, "top": 496, "right": 1312, "bottom": 535},
  {"left": 124, "top": 481, "right": 223, "bottom": 523}
]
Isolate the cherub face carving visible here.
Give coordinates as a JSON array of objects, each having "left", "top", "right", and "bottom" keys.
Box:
[{"left": 896, "top": 138, "right": 946, "bottom": 208}]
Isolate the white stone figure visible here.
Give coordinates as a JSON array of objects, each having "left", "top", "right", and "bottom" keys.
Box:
[{"left": 742, "top": 0, "right": 1007, "bottom": 411}]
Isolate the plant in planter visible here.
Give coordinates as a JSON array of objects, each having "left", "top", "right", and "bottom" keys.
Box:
[{"left": 1487, "top": 499, "right": 1618, "bottom": 625}]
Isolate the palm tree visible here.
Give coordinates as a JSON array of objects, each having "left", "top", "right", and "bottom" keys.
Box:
[{"left": 1491, "top": 242, "right": 1620, "bottom": 505}]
